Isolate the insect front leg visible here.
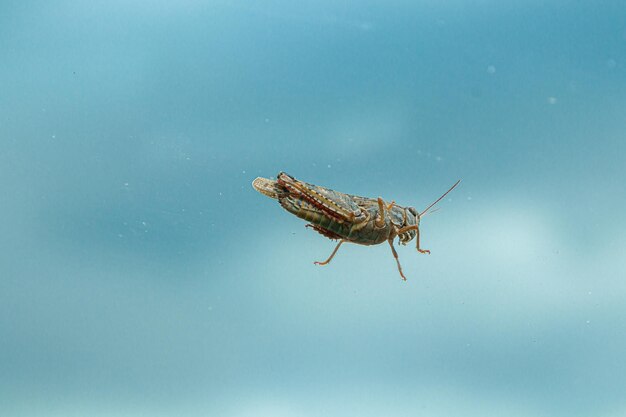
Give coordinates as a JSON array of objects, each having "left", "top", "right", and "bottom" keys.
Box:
[
  {"left": 314, "top": 239, "right": 346, "bottom": 266},
  {"left": 396, "top": 224, "right": 430, "bottom": 254},
  {"left": 387, "top": 239, "right": 407, "bottom": 281}
]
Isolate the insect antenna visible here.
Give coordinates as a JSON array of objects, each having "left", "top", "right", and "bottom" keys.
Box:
[
  {"left": 419, "top": 179, "right": 461, "bottom": 217},
  {"left": 420, "top": 207, "right": 441, "bottom": 218}
]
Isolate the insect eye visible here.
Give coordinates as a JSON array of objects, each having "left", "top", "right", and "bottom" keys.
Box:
[{"left": 408, "top": 207, "right": 418, "bottom": 216}]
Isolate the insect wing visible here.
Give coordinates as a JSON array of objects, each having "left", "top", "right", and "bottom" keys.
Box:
[
  {"left": 277, "top": 173, "right": 365, "bottom": 223},
  {"left": 252, "top": 177, "right": 287, "bottom": 199}
]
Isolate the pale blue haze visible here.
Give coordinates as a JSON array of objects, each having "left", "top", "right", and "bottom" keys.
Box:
[{"left": 1, "top": 1, "right": 626, "bottom": 416}]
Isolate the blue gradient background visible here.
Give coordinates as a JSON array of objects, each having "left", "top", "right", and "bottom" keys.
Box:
[{"left": 2, "top": 1, "right": 626, "bottom": 416}]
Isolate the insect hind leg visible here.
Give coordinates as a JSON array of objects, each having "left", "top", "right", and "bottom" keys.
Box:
[{"left": 314, "top": 240, "right": 346, "bottom": 266}]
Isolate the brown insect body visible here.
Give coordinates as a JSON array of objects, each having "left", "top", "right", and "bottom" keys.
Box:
[{"left": 252, "top": 172, "right": 459, "bottom": 281}]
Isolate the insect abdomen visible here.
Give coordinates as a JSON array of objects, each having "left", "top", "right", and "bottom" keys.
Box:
[
  {"left": 279, "top": 196, "right": 351, "bottom": 237},
  {"left": 346, "top": 220, "right": 390, "bottom": 245},
  {"left": 279, "top": 195, "right": 391, "bottom": 245}
]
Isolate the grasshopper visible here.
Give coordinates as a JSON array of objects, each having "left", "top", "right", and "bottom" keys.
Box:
[{"left": 252, "top": 172, "right": 460, "bottom": 281}]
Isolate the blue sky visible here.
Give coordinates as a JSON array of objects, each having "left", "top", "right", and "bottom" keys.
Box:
[{"left": 1, "top": 1, "right": 626, "bottom": 416}]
